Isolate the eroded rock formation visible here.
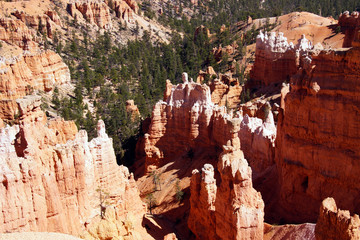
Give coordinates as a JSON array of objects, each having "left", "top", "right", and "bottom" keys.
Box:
[
  {"left": 0, "top": 96, "right": 146, "bottom": 237},
  {"left": 126, "top": 99, "right": 140, "bottom": 120},
  {"left": 142, "top": 73, "right": 276, "bottom": 173},
  {"left": 189, "top": 130, "right": 264, "bottom": 239},
  {"left": 338, "top": 11, "right": 360, "bottom": 47},
  {"left": 196, "top": 67, "right": 242, "bottom": 109},
  {"left": 275, "top": 31, "right": 360, "bottom": 222},
  {"left": 0, "top": 17, "right": 38, "bottom": 51},
  {"left": 209, "top": 73, "right": 242, "bottom": 108},
  {"left": 0, "top": 14, "right": 70, "bottom": 120},
  {"left": 0, "top": 49, "right": 70, "bottom": 119},
  {"left": 239, "top": 111, "right": 276, "bottom": 175},
  {"left": 67, "top": 0, "right": 112, "bottom": 29},
  {"left": 12, "top": 9, "right": 62, "bottom": 38},
  {"left": 105, "top": 0, "right": 138, "bottom": 22},
  {"left": 188, "top": 164, "right": 217, "bottom": 240},
  {"left": 315, "top": 198, "right": 360, "bottom": 240},
  {"left": 250, "top": 31, "right": 312, "bottom": 86}
]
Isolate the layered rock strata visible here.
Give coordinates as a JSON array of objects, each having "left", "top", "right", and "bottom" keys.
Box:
[
  {"left": 250, "top": 31, "right": 312, "bottom": 86},
  {"left": 0, "top": 96, "right": 146, "bottom": 236},
  {"left": 142, "top": 73, "right": 276, "bottom": 173},
  {"left": 315, "top": 198, "right": 360, "bottom": 240},
  {"left": 275, "top": 31, "right": 360, "bottom": 222},
  {"left": 0, "top": 15, "right": 70, "bottom": 120}
]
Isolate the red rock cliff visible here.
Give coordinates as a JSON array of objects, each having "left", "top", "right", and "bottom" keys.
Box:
[
  {"left": 275, "top": 32, "right": 360, "bottom": 223},
  {"left": 12, "top": 9, "right": 62, "bottom": 38},
  {"left": 0, "top": 96, "right": 146, "bottom": 236},
  {"left": 0, "top": 17, "right": 38, "bottom": 51}
]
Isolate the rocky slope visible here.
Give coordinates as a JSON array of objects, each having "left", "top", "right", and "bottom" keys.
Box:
[
  {"left": 274, "top": 29, "right": 360, "bottom": 223},
  {"left": 0, "top": 96, "right": 146, "bottom": 238}
]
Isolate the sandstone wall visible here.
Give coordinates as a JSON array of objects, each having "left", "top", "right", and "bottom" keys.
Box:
[
  {"left": 0, "top": 96, "right": 146, "bottom": 236},
  {"left": 67, "top": 0, "right": 116, "bottom": 29},
  {"left": 275, "top": 32, "right": 360, "bottom": 223},
  {"left": 12, "top": 9, "right": 62, "bottom": 38},
  {"left": 106, "top": 0, "right": 138, "bottom": 22}
]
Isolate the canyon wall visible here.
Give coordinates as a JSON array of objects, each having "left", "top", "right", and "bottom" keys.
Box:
[
  {"left": 0, "top": 96, "right": 146, "bottom": 237},
  {"left": 250, "top": 31, "right": 312, "bottom": 86},
  {"left": 275, "top": 31, "right": 360, "bottom": 223},
  {"left": 0, "top": 17, "right": 38, "bottom": 51}
]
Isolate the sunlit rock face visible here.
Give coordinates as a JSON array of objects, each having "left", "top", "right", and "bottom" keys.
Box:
[
  {"left": 275, "top": 31, "right": 360, "bottom": 223},
  {"left": 0, "top": 96, "right": 145, "bottom": 236},
  {"left": 0, "top": 16, "right": 70, "bottom": 120}
]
